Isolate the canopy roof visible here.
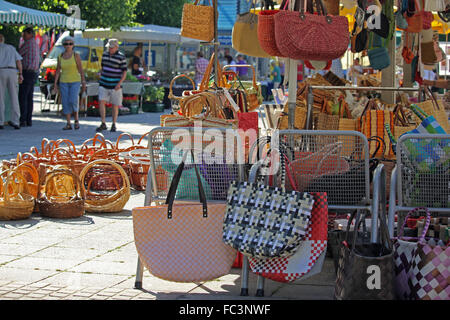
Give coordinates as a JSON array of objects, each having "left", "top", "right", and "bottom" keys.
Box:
[
  {"left": 0, "top": 0, "right": 86, "bottom": 29},
  {"left": 83, "top": 24, "right": 200, "bottom": 44}
]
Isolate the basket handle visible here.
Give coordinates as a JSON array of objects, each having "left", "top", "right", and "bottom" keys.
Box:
[
  {"left": 55, "top": 139, "right": 78, "bottom": 157},
  {"left": 137, "top": 131, "right": 150, "bottom": 146},
  {"left": 115, "top": 133, "right": 135, "bottom": 151},
  {"left": 4, "top": 170, "right": 30, "bottom": 204},
  {"left": 42, "top": 168, "right": 85, "bottom": 200},
  {"left": 79, "top": 159, "right": 130, "bottom": 197},
  {"left": 168, "top": 74, "right": 196, "bottom": 101},
  {"left": 223, "top": 64, "right": 257, "bottom": 89},
  {"left": 397, "top": 207, "right": 431, "bottom": 242},
  {"left": 50, "top": 148, "right": 75, "bottom": 166},
  {"left": 29, "top": 146, "right": 40, "bottom": 158}
]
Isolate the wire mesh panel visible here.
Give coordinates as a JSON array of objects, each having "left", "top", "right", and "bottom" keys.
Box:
[
  {"left": 148, "top": 127, "right": 244, "bottom": 202},
  {"left": 398, "top": 134, "right": 450, "bottom": 209},
  {"left": 250, "top": 130, "right": 371, "bottom": 207}
]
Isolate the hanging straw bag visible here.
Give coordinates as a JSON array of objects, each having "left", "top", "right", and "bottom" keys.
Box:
[
  {"left": 80, "top": 160, "right": 131, "bottom": 213},
  {"left": 257, "top": 0, "right": 288, "bottom": 57},
  {"left": 180, "top": 0, "right": 215, "bottom": 42},
  {"left": 37, "top": 168, "right": 85, "bottom": 219},
  {"left": 232, "top": 0, "right": 271, "bottom": 58}
]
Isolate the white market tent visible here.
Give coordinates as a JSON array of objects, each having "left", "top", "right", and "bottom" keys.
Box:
[
  {"left": 0, "top": 0, "right": 87, "bottom": 29},
  {"left": 82, "top": 24, "right": 199, "bottom": 44},
  {"left": 83, "top": 24, "right": 200, "bottom": 72}
]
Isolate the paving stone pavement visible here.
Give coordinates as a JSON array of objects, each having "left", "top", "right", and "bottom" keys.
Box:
[{"left": 0, "top": 91, "right": 336, "bottom": 300}]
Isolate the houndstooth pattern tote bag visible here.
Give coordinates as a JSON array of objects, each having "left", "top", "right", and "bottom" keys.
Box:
[{"left": 222, "top": 180, "right": 314, "bottom": 259}]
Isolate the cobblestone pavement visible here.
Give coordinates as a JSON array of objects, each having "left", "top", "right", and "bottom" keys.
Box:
[{"left": 0, "top": 91, "right": 336, "bottom": 300}]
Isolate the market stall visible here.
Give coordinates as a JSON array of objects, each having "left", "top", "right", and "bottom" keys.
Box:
[
  {"left": 1, "top": 0, "right": 449, "bottom": 302},
  {"left": 82, "top": 24, "right": 202, "bottom": 111},
  {"left": 0, "top": 0, "right": 87, "bottom": 122}
]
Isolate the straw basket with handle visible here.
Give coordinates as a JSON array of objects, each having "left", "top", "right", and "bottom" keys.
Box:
[
  {"left": 180, "top": 0, "right": 214, "bottom": 42},
  {"left": 37, "top": 168, "right": 85, "bottom": 219},
  {"left": 413, "top": 87, "right": 450, "bottom": 133},
  {"left": 223, "top": 64, "right": 262, "bottom": 112},
  {"left": 0, "top": 169, "right": 35, "bottom": 220},
  {"left": 80, "top": 160, "right": 130, "bottom": 213}
]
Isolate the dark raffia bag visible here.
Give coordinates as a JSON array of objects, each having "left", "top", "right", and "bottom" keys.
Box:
[{"left": 334, "top": 210, "right": 396, "bottom": 300}]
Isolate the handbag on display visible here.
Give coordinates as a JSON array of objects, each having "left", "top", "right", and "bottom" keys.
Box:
[
  {"left": 404, "top": 0, "right": 424, "bottom": 33},
  {"left": 180, "top": 0, "right": 215, "bottom": 42},
  {"left": 358, "top": 99, "right": 396, "bottom": 159},
  {"left": 274, "top": 0, "right": 349, "bottom": 61},
  {"left": 222, "top": 180, "right": 315, "bottom": 259},
  {"left": 132, "top": 150, "right": 237, "bottom": 283},
  {"left": 257, "top": 0, "right": 288, "bottom": 57},
  {"left": 335, "top": 210, "right": 396, "bottom": 300},
  {"left": 368, "top": 33, "right": 391, "bottom": 71},
  {"left": 248, "top": 192, "right": 328, "bottom": 283},
  {"left": 367, "top": 0, "right": 391, "bottom": 39},
  {"left": 232, "top": 0, "right": 271, "bottom": 58},
  {"left": 402, "top": 33, "right": 415, "bottom": 64},
  {"left": 351, "top": 6, "right": 369, "bottom": 53},
  {"left": 393, "top": 208, "right": 450, "bottom": 300}
]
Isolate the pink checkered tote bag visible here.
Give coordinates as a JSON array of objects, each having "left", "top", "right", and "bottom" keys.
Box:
[
  {"left": 248, "top": 192, "right": 328, "bottom": 283},
  {"left": 393, "top": 208, "right": 450, "bottom": 300}
]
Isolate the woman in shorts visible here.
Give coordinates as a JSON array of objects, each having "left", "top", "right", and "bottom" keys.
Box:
[{"left": 54, "top": 36, "right": 86, "bottom": 130}]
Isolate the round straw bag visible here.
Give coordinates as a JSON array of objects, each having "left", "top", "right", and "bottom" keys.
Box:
[
  {"left": 37, "top": 168, "right": 85, "bottom": 219},
  {"left": 80, "top": 160, "right": 130, "bottom": 213},
  {"left": 0, "top": 169, "right": 35, "bottom": 220}
]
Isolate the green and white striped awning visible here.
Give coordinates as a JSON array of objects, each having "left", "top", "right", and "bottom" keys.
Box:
[{"left": 0, "top": 0, "right": 86, "bottom": 30}]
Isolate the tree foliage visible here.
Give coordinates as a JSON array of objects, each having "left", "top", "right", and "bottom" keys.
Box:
[
  {"left": 68, "top": 0, "right": 139, "bottom": 30},
  {"left": 134, "top": 0, "right": 189, "bottom": 28}
]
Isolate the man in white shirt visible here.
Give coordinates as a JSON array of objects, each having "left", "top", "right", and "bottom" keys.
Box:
[
  {"left": 349, "top": 58, "right": 364, "bottom": 86},
  {"left": 0, "top": 34, "right": 23, "bottom": 129}
]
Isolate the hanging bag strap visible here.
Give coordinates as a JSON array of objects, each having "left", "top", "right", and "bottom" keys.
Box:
[{"left": 165, "top": 150, "right": 207, "bottom": 219}]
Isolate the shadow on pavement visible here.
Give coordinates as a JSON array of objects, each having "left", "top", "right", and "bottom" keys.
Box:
[
  {"left": 0, "top": 217, "right": 41, "bottom": 229},
  {"left": 42, "top": 215, "right": 96, "bottom": 226},
  {"left": 86, "top": 210, "right": 132, "bottom": 221}
]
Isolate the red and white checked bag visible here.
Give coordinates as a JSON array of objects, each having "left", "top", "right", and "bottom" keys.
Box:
[{"left": 248, "top": 192, "right": 328, "bottom": 283}]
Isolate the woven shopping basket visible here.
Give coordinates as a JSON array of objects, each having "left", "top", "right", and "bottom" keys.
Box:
[
  {"left": 37, "top": 168, "right": 85, "bottom": 219},
  {"left": 80, "top": 159, "right": 131, "bottom": 213},
  {"left": 0, "top": 169, "right": 35, "bottom": 220}
]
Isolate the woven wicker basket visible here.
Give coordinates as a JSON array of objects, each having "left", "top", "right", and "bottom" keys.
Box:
[
  {"left": 180, "top": 0, "right": 214, "bottom": 42},
  {"left": 0, "top": 169, "right": 35, "bottom": 220},
  {"left": 80, "top": 160, "right": 130, "bottom": 213},
  {"left": 37, "top": 168, "right": 85, "bottom": 219}
]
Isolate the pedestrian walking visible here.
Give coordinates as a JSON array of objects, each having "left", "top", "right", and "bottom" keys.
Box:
[
  {"left": 194, "top": 51, "right": 209, "bottom": 89},
  {"left": 236, "top": 54, "right": 248, "bottom": 80},
  {"left": 18, "top": 27, "right": 40, "bottom": 127},
  {"left": 0, "top": 34, "right": 23, "bottom": 130},
  {"left": 130, "top": 46, "right": 144, "bottom": 76},
  {"left": 271, "top": 60, "right": 282, "bottom": 90},
  {"left": 53, "top": 36, "right": 86, "bottom": 130},
  {"left": 96, "top": 39, "right": 127, "bottom": 133}
]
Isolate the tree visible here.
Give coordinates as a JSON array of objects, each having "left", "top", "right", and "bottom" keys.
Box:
[
  {"left": 134, "top": 0, "right": 189, "bottom": 28},
  {"left": 68, "top": 0, "right": 139, "bottom": 30}
]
